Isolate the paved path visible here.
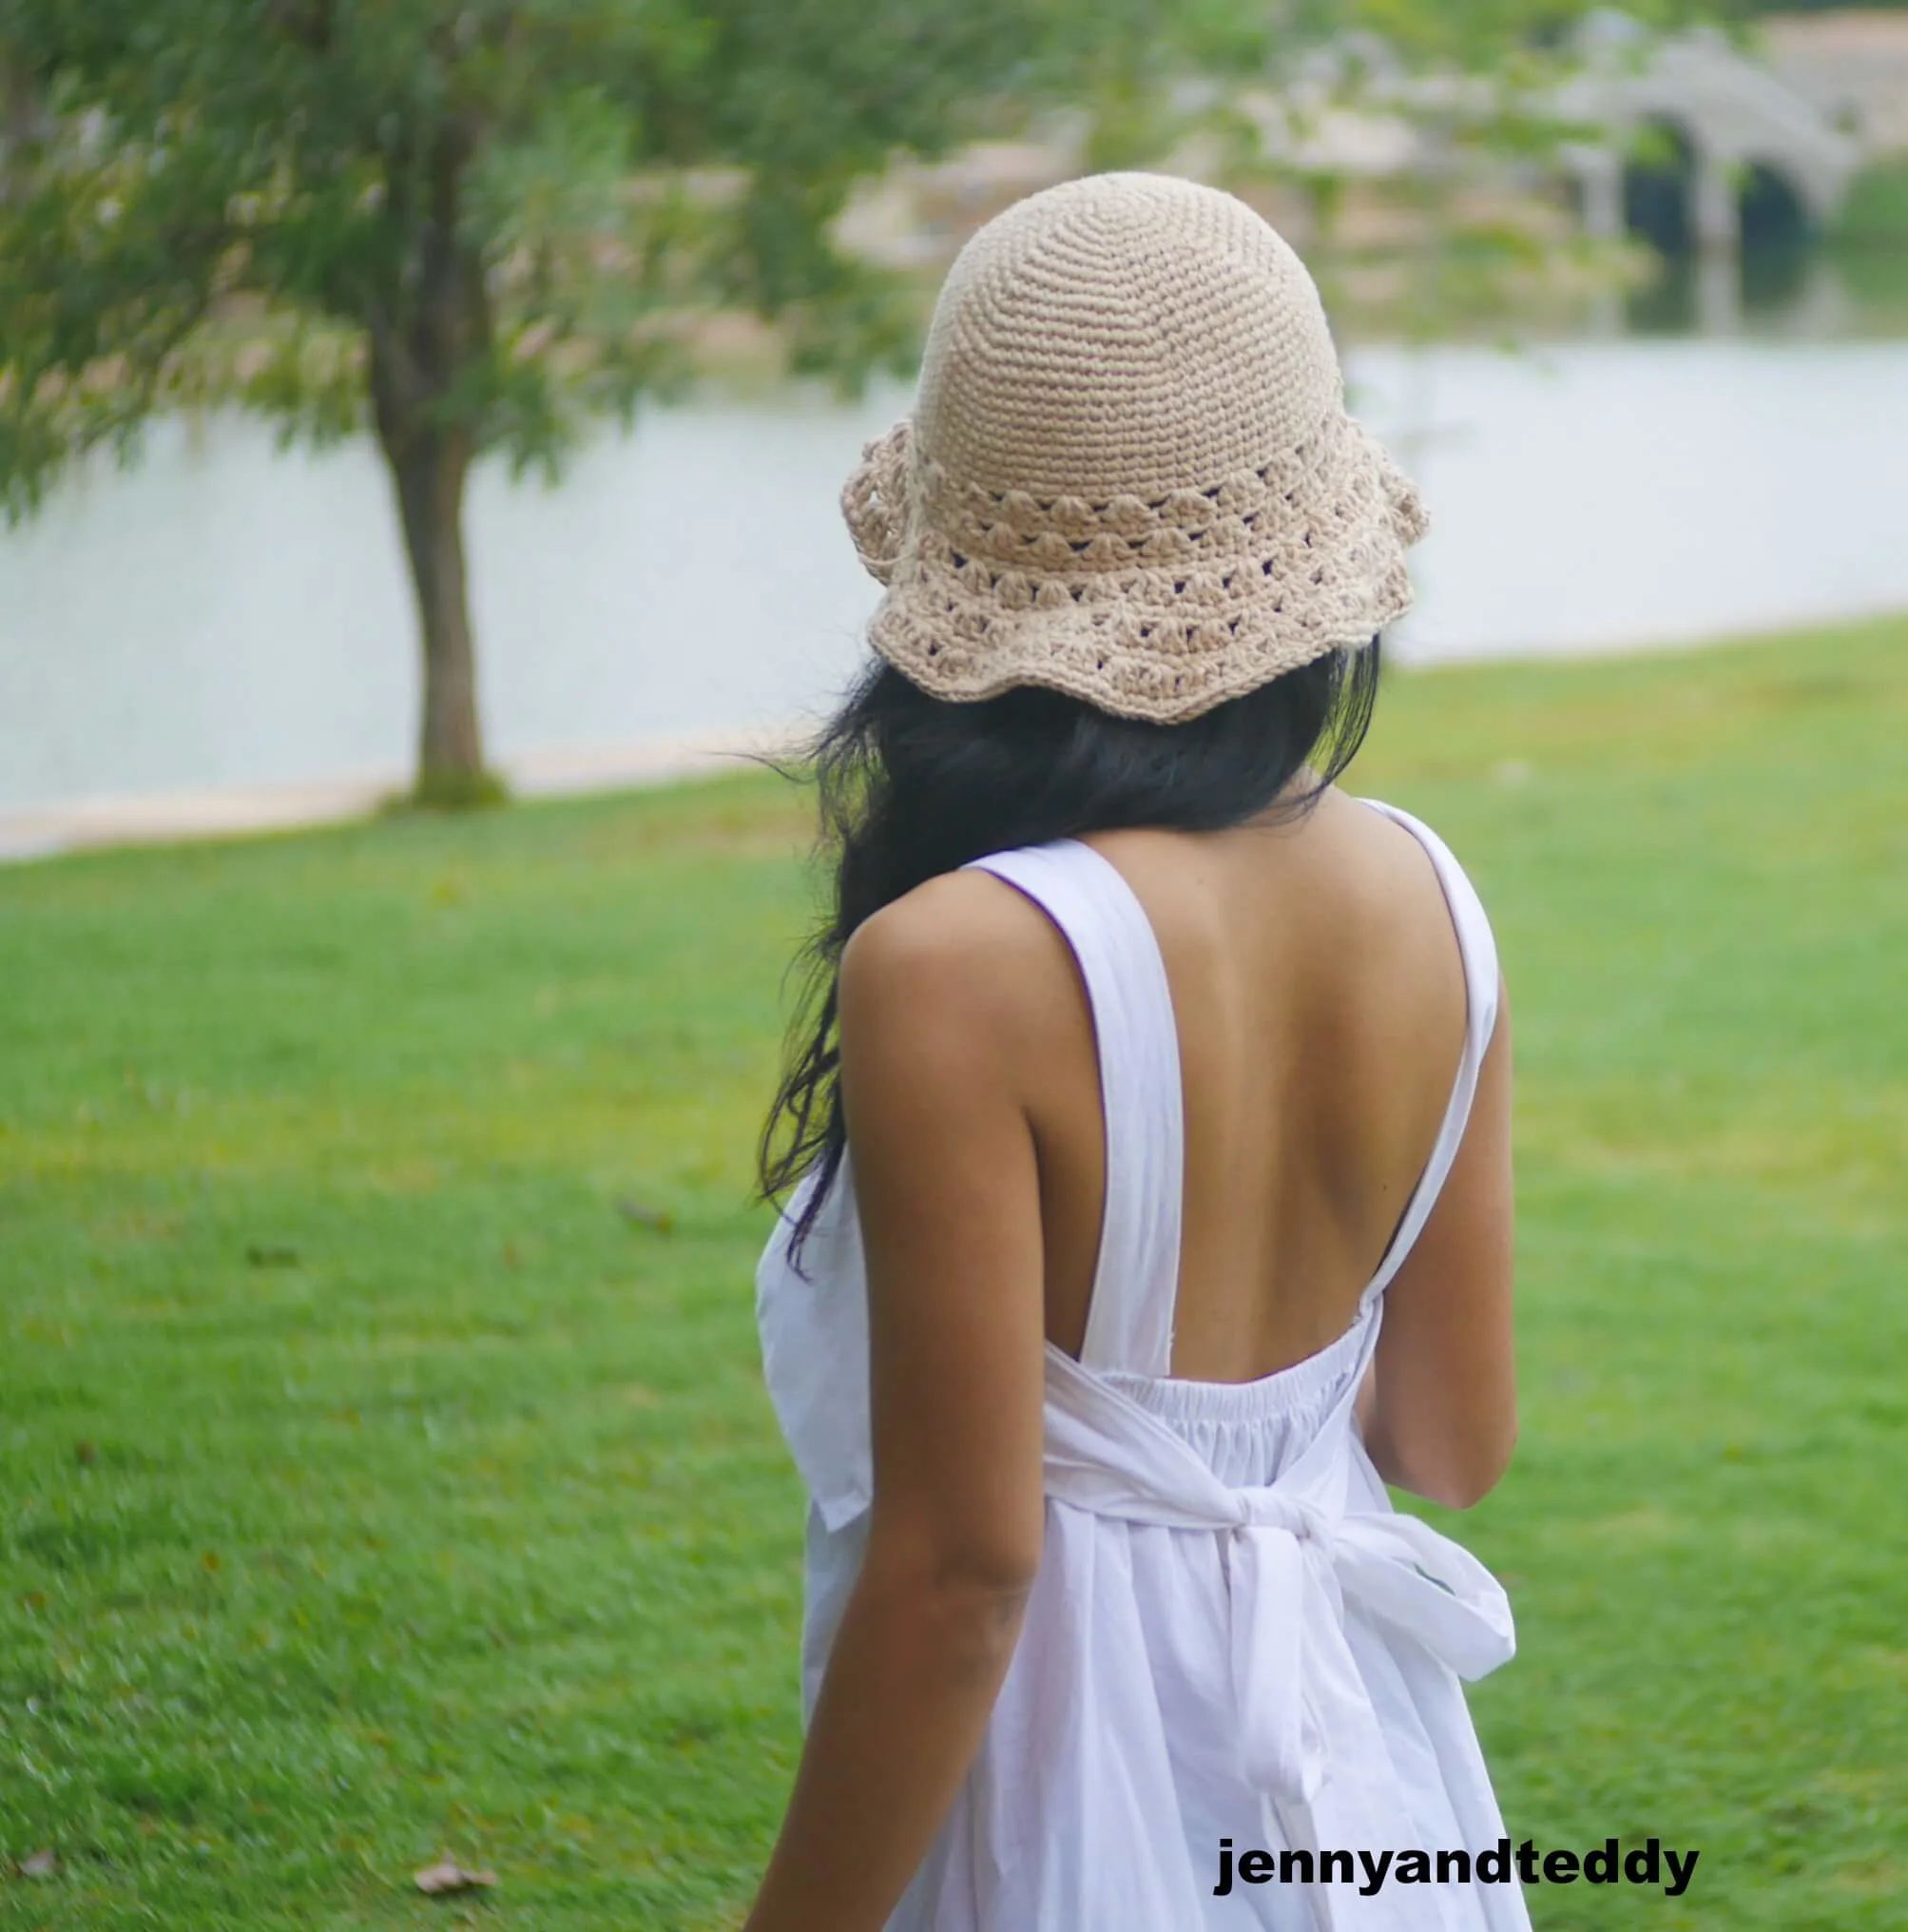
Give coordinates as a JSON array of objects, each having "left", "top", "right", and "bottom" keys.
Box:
[{"left": 0, "top": 729, "right": 794, "bottom": 863}]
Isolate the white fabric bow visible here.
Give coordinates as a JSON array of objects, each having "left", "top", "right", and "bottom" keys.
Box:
[{"left": 1042, "top": 1343, "right": 1515, "bottom": 1815}]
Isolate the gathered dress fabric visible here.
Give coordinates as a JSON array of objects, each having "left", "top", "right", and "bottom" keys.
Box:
[{"left": 756, "top": 801, "right": 1531, "bottom": 1930}]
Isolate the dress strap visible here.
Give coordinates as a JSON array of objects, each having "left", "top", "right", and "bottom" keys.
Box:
[
  {"left": 1353, "top": 800, "right": 1503, "bottom": 1313},
  {"left": 964, "top": 840, "right": 1183, "bottom": 1378}
]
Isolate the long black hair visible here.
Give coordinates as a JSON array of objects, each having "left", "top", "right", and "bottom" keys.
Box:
[{"left": 759, "top": 637, "right": 1383, "bottom": 1258}]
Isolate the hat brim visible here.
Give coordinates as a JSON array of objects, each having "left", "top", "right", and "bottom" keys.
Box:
[{"left": 850, "top": 409, "right": 1427, "bottom": 724}]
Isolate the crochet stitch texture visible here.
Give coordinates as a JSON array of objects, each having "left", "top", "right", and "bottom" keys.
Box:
[{"left": 841, "top": 172, "right": 1429, "bottom": 723}]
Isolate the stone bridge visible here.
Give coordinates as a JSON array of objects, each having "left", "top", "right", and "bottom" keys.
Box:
[
  {"left": 837, "top": 18, "right": 1874, "bottom": 281},
  {"left": 1559, "top": 22, "right": 1863, "bottom": 252}
]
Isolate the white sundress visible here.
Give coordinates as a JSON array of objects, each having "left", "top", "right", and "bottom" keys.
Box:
[{"left": 756, "top": 801, "right": 1531, "bottom": 1931}]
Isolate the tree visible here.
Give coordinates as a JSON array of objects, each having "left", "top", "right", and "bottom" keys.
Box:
[
  {"left": 0, "top": 0, "right": 1114, "bottom": 802},
  {"left": 0, "top": 2, "right": 1711, "bottom": 803}
]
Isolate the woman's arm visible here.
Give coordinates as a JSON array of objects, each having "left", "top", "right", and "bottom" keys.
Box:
[
  {"left": 1359, "top": 976, "right": 1517, "bottom": 1511},
  {"left": 744, "top": 877, "right": 1050, "bottom": 1932}
]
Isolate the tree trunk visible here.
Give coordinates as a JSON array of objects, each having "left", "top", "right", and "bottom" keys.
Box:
[
  {"left": 367, "top": 129, "right": 498, "bottom": 805},
  {"left": 385, "top": 418, "right": 487, "bottom": 794}
]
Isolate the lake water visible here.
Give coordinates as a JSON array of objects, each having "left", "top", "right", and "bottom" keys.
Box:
[{"left": 2, "top": 338, "right": 1905, "bottom": 820}]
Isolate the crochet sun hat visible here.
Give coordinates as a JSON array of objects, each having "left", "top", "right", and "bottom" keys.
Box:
[{"left": 841, "top": 171, "right": 1428, "bottom": 724}]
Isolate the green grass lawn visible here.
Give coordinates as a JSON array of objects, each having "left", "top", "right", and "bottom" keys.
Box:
[{"left": 3, "top": 616, "right": 1905, "bottom": 1930}]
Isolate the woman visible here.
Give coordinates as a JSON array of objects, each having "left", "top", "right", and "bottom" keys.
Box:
[{"left": 749, "top": 173, "right": 1524, "bottom": 1931}]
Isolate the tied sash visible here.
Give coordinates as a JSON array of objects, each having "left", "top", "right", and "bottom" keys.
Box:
[{"left": 1042, "top": 1342, "right": 1515, "bottom": 1928}]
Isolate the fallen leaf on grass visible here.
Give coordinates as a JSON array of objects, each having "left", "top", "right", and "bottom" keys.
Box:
[
  {"left": 414, "top": 1860, "right": 497, "bottom": 1896},
  {"left": 616, "top": 1197, "right": 675, "bottom": 1234},
  {"left": 18, "top": 1848, "right": 58, "bottom": 1878}
]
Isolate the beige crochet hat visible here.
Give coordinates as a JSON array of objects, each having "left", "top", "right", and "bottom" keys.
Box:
[{"left": 841, "top": 172, "right": 1428, "bottom": 724}]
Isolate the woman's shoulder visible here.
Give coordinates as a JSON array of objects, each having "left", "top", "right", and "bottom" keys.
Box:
[
  {"left": 843, "top": 861, "right": 1062, "bottom": 982},
  {"left": 1325, "top": 794, "right": 1502, "bottom": 1062},
  {"left": 838, "top": 860, "right": 1084, "bottom": 1065},
  {"left": 1340, "top": 794, "right": 1496, "bottom": 951}
]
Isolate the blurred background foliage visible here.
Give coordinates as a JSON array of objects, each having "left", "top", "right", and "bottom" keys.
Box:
[{"left": 0, "top": 0, "right": 1729, "bottom": 801}]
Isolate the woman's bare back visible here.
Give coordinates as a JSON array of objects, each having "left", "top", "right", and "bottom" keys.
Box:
[{"left": 1008, "top": 786, "right": 1477, "bottom": 1384}]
